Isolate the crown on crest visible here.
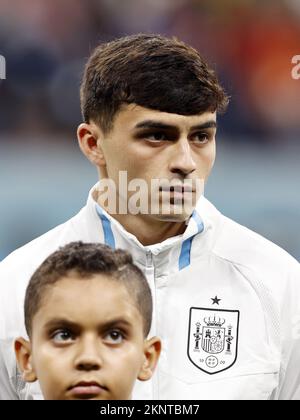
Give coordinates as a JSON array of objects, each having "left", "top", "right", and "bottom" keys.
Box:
[{"left": 204, "top": 315, "right": 225, "bottom": 327}]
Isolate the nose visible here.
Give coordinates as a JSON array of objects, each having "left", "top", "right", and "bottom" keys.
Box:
[
  {"left": 169, "top": 138, "right": 196, "bottom": 177},
  {"left": 74, "top": 336, "right": 103, "bottom": 372}
]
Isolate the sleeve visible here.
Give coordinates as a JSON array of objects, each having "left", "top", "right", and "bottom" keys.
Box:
[{"left": 276, "top": 260, "right": 300, "bottom": 400}]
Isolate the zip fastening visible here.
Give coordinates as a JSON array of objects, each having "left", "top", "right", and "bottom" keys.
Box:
[{"left": 146, "top": 250, "right": 153, "bottom": 267}]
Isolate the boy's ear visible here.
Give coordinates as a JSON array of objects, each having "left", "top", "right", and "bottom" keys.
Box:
[
  {"left": 77, "top": 122, "right": 106, "bottom": 167},
  {"left": 14, "top": 337, "right": 37, "bottom": 383},
  {"left": 138, "top": 337, "right": 162, "bottom": 382}
]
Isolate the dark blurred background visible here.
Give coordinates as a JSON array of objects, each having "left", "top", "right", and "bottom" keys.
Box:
[{"left": 1, "top": 0, "right": 300, "bottom": 261}]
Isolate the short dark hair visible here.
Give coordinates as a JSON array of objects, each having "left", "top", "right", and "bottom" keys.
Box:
[
  {"left": 25, "top": 242, "right": 152, "bottom": 338},
  {"left": 80, "top": 33, "right": 229, "bottom": 133}
]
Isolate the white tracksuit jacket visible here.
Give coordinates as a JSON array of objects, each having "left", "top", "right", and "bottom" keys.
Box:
[{"left": 0, "top": 184, "right": 299, "bottom": 400}]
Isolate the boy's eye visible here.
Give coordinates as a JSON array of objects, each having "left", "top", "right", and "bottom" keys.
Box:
[
  {"left": 145, "top": 132, "right": 168, "bottom": 141},
  {"left": 52, "top": 329, "right": 75, "bottom": 343},
  {"left": 104, "top": 330, "right": 124, "bottom": 345}
]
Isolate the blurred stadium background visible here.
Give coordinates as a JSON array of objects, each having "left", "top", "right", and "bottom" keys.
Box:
[{"left": 0, "top": 0, "right": 299, "bottom": 261}]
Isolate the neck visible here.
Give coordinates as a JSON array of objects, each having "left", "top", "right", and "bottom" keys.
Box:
[
  {"left": 111, "top": 212, "right": 187, "bottom": 246},
  {"left": 94, "top": 190, "right": 187, "bottom": 245}
]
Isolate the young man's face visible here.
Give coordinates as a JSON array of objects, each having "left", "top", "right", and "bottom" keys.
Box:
[
  {"left": 18, "top": 275, "right": 158, "bottom": 400},
  {"left": 80, "top": 104, "right": 217, "bottom": 222}
]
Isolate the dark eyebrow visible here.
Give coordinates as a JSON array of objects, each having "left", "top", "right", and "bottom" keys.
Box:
[
  {"left": 134, "top": 120, "right": 217, "bottom": 131},
  {"left": 44, "top": 319, "right": 80, "bottom": 331},
  {"left": 43, "top": 318, "right": 133, "bottom": 332},
  {"left": 100, "top": 319, "right": 133, "bottom": 331},
  {"left": 190, "top": 121, "right": 217, "bottom": 130}
]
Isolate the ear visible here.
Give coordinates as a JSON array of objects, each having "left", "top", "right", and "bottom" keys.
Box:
[
  {"left": 138, "top": 336, "right": 162, "bottom": 382},
  {"left": 14, "top": 337, "right": 37, "bottom": 383},
  {"left": 77, "top": 122, "right": 106, "bottom": 167}
]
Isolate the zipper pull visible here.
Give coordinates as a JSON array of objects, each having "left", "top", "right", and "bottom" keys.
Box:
[{"left": 146, "top": 250, "right": 153, "bottom": 267}]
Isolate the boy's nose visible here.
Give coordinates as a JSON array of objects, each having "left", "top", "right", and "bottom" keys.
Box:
[
  {"left": 76, "top": 358, "right": 101, "bottom": 372},
  {"left": 74, "top": 338, "right": 103, "bottom": 371}
]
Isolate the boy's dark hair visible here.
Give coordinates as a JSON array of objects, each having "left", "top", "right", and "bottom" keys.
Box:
[
  {"left": 25, "top": 242, "right": 152, "bottom": 338},
  {"left": 80, "top": 33, "right": 229, "bottom": 133}
]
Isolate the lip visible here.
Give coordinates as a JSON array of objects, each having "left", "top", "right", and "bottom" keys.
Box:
[{"left": 68, "top": 381, "right": 108, "bottom": 399}]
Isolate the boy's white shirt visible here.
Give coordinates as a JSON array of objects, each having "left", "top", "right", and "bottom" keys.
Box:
[{"left": 0, "top": 183, "right": 299, "bottom": 400}]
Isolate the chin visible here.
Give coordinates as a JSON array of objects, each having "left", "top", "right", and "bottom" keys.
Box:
[{"left": 153, "top": 212, "right": 192, "bottom": 223}]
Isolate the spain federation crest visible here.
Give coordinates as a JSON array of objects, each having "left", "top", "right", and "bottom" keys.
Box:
[{"left": 187, "top": 307, "right": 240, "bottom": 375}]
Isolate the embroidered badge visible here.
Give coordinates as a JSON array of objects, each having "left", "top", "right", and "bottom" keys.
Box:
[{"left": 187, "top": 307, "right": 240, "bottom": 375}]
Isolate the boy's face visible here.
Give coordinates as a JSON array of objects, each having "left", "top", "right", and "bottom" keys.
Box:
[
  {"left": 16, "top": 275, "right": 160, "bottom": 400},
  {"left": 78, "top": 104, "right": 217, "bottom": 222}
]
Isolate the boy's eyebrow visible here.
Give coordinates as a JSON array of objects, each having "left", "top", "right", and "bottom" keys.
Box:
[
  {"left": 100, "top": 318, "right": 134, "bottom": 331},
  {"left": 43, "top": 319, "right": 80, "bottom": 331},
  {"left": 134, "top": 120, "right": 217, "bottom": 131},
  {"left": 43, "top": 318, "right": 134, "bottom": 331}
]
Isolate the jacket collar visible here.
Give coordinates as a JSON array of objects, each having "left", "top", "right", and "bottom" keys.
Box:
[{"left": 85, "top": 183, "right": 215, "bottom": 258}]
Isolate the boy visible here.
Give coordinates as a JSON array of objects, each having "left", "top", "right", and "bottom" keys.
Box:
[{"left": 14, "top": 242, "right": 161, "bottom": 400}]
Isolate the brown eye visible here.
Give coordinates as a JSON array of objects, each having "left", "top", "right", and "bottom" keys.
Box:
[
  {"left": 193, "top": 133, "right": 209, "bottom": 143},
  {"left": 104, "top": 330, "right": 124, "bottom": 344},
  {"left": 145, "top": 132, "right": 167, "bottom": 141},
  {"left": 52, "top": 329, "right": 75, "bottom": 343}
]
